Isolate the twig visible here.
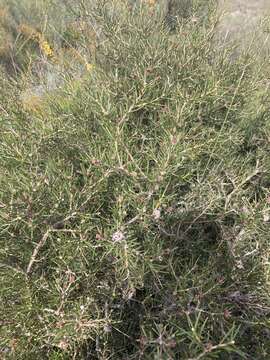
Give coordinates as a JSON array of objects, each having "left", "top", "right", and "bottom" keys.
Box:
[
  {"left": 0, "top": 104, "right": 9, "bottom": 116},
  {"left": 26, "top": 229, "right": 50, "bottom": 275},
  {"left": 26, "top": 211, "right": 80, "bottom": 275},
  {"left": 26, "top": 170, "right": 113, "bottom": 275},
  {"left": 225, "top": 166, "right": 263, "bottom": 209},
  {"left": 188, "top": 341, "right": 235, "bottom": 360},
  {"left": 124, "top": 214, "right": 140, "bottom": 226}
]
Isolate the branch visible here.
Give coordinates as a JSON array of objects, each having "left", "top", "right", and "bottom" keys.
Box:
[{"left": 26, "top": 229, "right": 50, "bottom": 275}]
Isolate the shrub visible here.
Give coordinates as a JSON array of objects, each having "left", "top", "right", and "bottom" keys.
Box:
[{"left": 1, "top": 1, "right": 270, "bottom": 359}]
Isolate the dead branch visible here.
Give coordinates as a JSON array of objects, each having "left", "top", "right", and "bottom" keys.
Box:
[{"left": 26, "top": 229, "right": 50, "bottom": 275}]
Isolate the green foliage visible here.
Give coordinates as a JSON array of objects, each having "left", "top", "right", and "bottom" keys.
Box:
[{"left": 1, "top": 1, "right": 270, "bottom": 359}]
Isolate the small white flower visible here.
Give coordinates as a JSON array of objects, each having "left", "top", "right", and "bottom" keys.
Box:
[
  {"left": 191, "top": 16, "right": 199, "bottom": 23},
  {"left": 263, "top": 212, "right": 270, "bottom": 223},
  {"left": 112, "top": 230, "right": 125, "bottom": 243},
  {"left": 104, "top": 324, "right": 112, "bottom": 333},
  {"left": 153, "top": 208, "right": 161, "bottom": 220},
  {"left": 58, "top": 340, "right": 69, "bottom": 350}
]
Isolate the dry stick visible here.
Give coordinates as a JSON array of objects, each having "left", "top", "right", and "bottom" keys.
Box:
[
  {"left": 0, "top": 104, "right": 9, "bottom": 116},
  {"left": 26, "top": 212, "right": 77, "bottom": 275},
  {"left": 26, "top": 229, "right": 50, "bottom": 275},
  {"left": 26, "top": 213, "right": 77, "bottom": 275}
]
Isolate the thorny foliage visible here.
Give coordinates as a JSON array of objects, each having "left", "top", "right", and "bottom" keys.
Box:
[{"left": 1, "top": 0, "right": 270, "bottom": 359}]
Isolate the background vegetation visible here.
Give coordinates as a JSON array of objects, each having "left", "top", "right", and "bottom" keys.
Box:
[{"left": 1, "top": 0, "right": 270, "bottom": 359}]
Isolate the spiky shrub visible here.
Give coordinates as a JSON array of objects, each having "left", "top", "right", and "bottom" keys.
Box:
[{"left": 1, "top": 1, "right": 270, "bottom": 359}]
